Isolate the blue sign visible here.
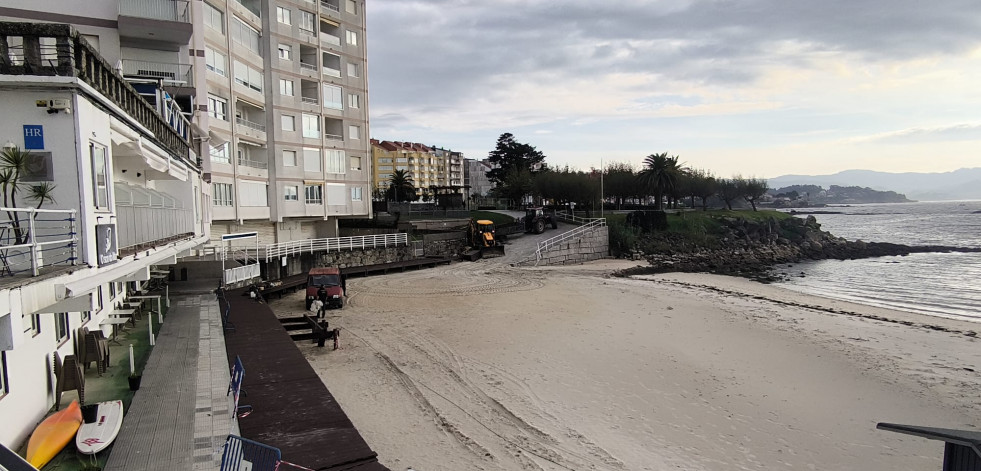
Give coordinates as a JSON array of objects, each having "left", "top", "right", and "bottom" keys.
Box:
[
  {"left": 228, "top": 356, "right": 245, "bottom": 419},
  {"left": 23, "top": 125, "right": 43, "bottom": 150}
]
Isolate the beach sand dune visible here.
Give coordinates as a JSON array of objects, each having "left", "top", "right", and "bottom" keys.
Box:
[{"left": 270, "top": 259, "right": 980, "bottom": 471}]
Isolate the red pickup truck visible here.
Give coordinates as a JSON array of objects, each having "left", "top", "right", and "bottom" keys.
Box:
[{"left": 306, "top": 267, "right": 345, "bottom": 310}]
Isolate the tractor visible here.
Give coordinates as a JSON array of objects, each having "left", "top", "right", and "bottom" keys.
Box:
[
  {"left": 524, "top": 207, "right": 558, "bottom": 234},
  {"left": 463, "top": 219, "right": 506, "bottom": 261}
]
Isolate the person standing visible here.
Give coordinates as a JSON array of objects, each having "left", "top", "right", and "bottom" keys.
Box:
[{"left": 317, "top": 285, "right": 329, "bottom": 318}]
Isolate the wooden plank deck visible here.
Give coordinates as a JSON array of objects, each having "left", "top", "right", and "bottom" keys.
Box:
[{"left": 220, "top": 289, "right": 389, "bottom": 471}]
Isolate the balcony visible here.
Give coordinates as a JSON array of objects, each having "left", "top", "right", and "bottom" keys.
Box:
[
  {"left": 118, "top": 0, "right": 192, "bottom": 47},
  {"left": 0, "top": 208, "right": 78, "bottom": 278},
  {"left": 300, "top": 62, "right": 318, "bottom": 74},
  {"left": 114, "top": 183, "right": 194, "bottom": 254},
  {"left": 321, "top": 0, "right": 340, "bottom": 13},
  {"left": 322, "top": 52, "right": 341, "bottom": 77},
  {"left": 237, "top": 156, "right": 268, "bottom": 170},
  {"left": 0, "top": 23, "right": 191, "bottom": 161},
  {"left": 236, "top": 117, "right": 266, "bottom": 132},
  {"left": 122, "top": 60, "right": 193, "bottom": 85}
]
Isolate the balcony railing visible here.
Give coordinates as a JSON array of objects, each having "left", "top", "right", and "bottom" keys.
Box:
[
  {"left": 264, "top": 233, "right": 408, "bottom": 262},
  {"left": 300, "top": 62, "right": 318, "bottom": 73},
  {"left": 322, "top": 66, "right": 340, "bottom": 77},
  {"left": 0, "top": 208, "right": 78, "bottom": 277},
  {"left": 301, "top": 96, "right": 318, "bottom": 105},
  {"left": 114, "top": 183, "right": 194, "bottom": 253},
  {"left": 119, "top": 0, "right": 190, "bottom": 22},
  {"left": 324, "top": 133, "right": 343, "bottom": 141},
  {"left": 319, "top": 32, "right": 340, "bottom": 46},
  {"left": 320, "top": 1, "right": 340, "bottom": 13},
  {"left": 236, "top": 117, "right": 266, "bottom": 132},
  {"left": 122, "top": 59, "right": 192, "bottom": 85},
  {"left": 0, "top": 23, "right": 192, "bottom": 161},
  {"left": 237, "top": 157, "right": 268, "bottom": 169}
]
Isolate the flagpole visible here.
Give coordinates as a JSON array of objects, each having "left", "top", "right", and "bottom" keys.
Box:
[{"left": 600, "top": 157, "right": 604, "bottom": 218}]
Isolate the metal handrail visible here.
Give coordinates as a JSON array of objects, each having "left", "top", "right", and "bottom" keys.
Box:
[
  {"left": 320, "top": 0, "right": 340, "bottom": 12},
  {"left": 535, "top": 217, "right": 606, "bottom": 263},
  {"left": 264, "top": 233, "right": 408, "bottom": 262},
  {"left": 301, "top": 96, "right": 319, "bottom": 105},
  {"left": 119, "top": 0, "right": 190, "bottom": 22},
  {"left": 0, "top": 207, "right": 78, "bottom": 277},
  {"left": 235, "top": 117, "right": 266, "bottom": 132},
  {"left": 237, "top": 157, "right": 268, "bottom": 169}
]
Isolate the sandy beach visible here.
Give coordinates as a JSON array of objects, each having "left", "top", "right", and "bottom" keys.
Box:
[{"left": 268, "top": 256, "right": 980, "bottom": 471}]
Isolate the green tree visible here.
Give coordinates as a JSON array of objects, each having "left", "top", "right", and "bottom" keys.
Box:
[
  {"left": 740, "top": 177, "right": 769, "bottom": 211},
  {"left": 490, "top": 168, "right": 534, "bottom": 208},
  {"left": 718, "top": 177, "right": 742, "bottom": 210},
  {"left": 386, "top": 169, "right": 417, "bottom": 203},
  {"left": 637, "top": 152, "right": 681, "bottom": 210},
  {"left": 486, "top": 133, "right": 546, "bottom": 205},
  {"left": 688, "top": 169, "right": 718, "bottom": 211},
  {"left": 603, "top": 162, "right": 639, "bottom": 209}
]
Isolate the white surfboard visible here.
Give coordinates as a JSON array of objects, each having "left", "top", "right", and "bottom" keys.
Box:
[{"left": 75, "top": 400, "right": 124, "bottom": 454}]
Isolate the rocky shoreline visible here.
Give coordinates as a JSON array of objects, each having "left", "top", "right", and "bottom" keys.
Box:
[{"left": 616, "top": 214, "right": 981, "bottom": 282}]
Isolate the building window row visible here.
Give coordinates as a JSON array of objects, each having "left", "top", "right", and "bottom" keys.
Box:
[{"left": 231, "top": 16, "right": 261, "bottom": 55}]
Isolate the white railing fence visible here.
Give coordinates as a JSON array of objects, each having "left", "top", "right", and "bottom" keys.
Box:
[
  {"left": 224, "top": 263, "right": 260, "bottom": 285},
  {"left": 0, "top": 207, "right": 77, "bottom": 277},
  {"left": 534, "top": 218, "right": 607, "bottom": 263},
  {"left": 264, "top": 233, "right": 407, "bottom": 262}
]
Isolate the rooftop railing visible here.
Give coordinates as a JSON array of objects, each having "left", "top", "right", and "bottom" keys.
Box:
[
  {"left": 0, "top": 207, "right": 78, "bottom": 277},
  {"left": 0, "top": 22, "right": 192, "bottom": 162}
]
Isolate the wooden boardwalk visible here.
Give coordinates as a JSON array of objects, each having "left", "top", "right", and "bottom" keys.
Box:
[{"left": 220, "top": 288, "right": 389, "bottom": 471}]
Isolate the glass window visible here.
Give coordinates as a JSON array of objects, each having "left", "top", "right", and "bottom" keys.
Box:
[
  {"left": 345, "top": 0, "right": 357, "bottom": 14},
  {"left": 55, "top": 313, "right": 69, "bottom": 344},
  {"left": 351, "top": 186, "right": 362, "bottom": 201},
  {"left": 348, "top": 93, "right": 359, "bottom": 109},
  {"left": 279, "top": 79, "right": 294, "bottom": 96},
  {"left": 323, "top": 83, "right": 342, "bottom": 109},
  {"left": 299, "top": 10, "right": 316, "bottom": 33},
  {"left": 231, "top": 17, "right": 261, "bottom": 54},
  {"left": 205, "top": 47, "right": 226, "bottom": 76},
  {"left": 346, "top": 62, "right": 359, "bottom": 78},
  {"left": 203, "top": 3, "right": 224, "bottom": 33},
  {"left": 91, "top": 143, "right": 109, "bottom": 209},
  {"left": 346, "top": 30, "right": 357, "bottom": 45},
  {"left": 233, "top": 61, "right": 263, "bottom": 92},
  {"left": 211, "top": 142, "right": 230, "bottom": 163},
  {"left": 208, "top": 95, "right": 228, "bottom": 120},
  {"left": 349, "top": 125, "right": 360, "bottom": 140},
  {"left": 276, "top": 6, "right": 291, "bottom": 25},
  {"left": 278, "top": 44, "right": 292, "bottom": 61},
  {"left": 213, "top": 183, "right": 233, "bottom": 206},
  {"left": 303, "top": 147, "right": 321, "bottom": 172},
  {"left": 281, "top": 114, "right": 295, "bottom": 131},
  {"left": 304, "top": 184, "right": 323, "bottom": 204},
  {"left": 302, "top": 114, "right": 320, "bottom": 138},
  {"left": 239, "top": 181, "right": 268, "bottom": 207},
  {"left": 24, "top": 313, "right": 40, "bottom": 337},
  {"left": 325, "top": 149, "right": 345, "bottom": 174},
  {"left": 283, "top": 149, "right": 297, "bottom": 166},
  {"left": 350, "top": 155, "right": 362, "bottom": 170},
  {"left": 0, "top": 351, "right": 8, "bottom": 397},
  {"left": 284, "top": 185, "right": 298, "bottom": 201}
]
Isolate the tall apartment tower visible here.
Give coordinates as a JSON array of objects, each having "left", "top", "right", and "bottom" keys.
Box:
[{"left": 1, "top": 0, "right": 372, "bottom": 245}]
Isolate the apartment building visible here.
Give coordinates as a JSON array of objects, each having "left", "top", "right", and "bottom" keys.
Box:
[
  {"left": 1, "top": 0, "right": 371, "bottom": 247},
  {"left": 371, "top": 140, "right": 467, "bottom": 198},
  {"left": 0, "top": 22, "right": 209, "bottom": 447}
]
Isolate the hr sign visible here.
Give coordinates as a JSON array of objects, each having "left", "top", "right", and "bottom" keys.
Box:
[
  {"left": 23, "top": 125, "right": 43, "bottom": 150},
  {"left": 96, "top": 224, "right": 118, "bottom": 267}
]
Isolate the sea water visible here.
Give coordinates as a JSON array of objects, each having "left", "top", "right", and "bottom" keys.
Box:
[{"left": 773, "top": 201, "right": 981, "bottom": 323}]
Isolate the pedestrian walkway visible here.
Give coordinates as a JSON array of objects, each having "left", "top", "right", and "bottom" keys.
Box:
[{"left": 104, "top": 292, "right": 237, "bottom": 471}]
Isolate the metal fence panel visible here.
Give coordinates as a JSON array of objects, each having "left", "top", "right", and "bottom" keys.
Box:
[{"left": 220, "top": 435, "right": 281, "bottom": 471}]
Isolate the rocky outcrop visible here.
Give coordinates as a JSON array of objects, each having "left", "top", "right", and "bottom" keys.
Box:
[{"left": 617, "top": 215, "right": 980, "bottom": 281}]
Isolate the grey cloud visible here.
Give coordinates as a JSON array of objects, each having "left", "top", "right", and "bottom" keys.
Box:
[{"left": 866, "top": 124, "right": 981, "bottom": 143}]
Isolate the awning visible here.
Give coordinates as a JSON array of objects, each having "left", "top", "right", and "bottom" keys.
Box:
[{"left": 32, "top": 292, "right": 93, "bottom": 315}]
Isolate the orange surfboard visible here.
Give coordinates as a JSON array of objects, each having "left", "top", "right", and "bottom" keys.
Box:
[{"left": 26, "top": 400, "right": 83, "bottom": 468}]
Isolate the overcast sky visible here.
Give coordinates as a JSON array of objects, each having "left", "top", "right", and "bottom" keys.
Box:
[{"left": 365, "top": 0, "right": 981, "bottom": 178}]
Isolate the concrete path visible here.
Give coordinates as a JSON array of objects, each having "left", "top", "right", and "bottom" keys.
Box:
[{"left": 104, "top": 291, "right": 238, "bottom": 471}]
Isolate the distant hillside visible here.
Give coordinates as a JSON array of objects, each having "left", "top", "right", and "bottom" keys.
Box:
[
  {"left": 768, "top": 168, "right": 981, "bottom": 201},
  {"left": 770, "top": 185, "right": 912, "bottom": 204}
]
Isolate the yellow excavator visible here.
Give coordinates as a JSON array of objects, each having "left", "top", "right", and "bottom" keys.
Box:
[{"left": 463, "top": 219, "right": 505, "bottom": 261}]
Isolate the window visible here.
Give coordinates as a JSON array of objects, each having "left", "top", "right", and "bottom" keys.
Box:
[
  {"left": 378, "top": 158, "right": 392, "bottom": 164},
  {"left": 278, "top": 44, "right": 292, "bottom": 61},
  {"left": 304, "top": 184, "right": 323, "bottom": 204},
  {"left": 82, "top": 310, "right": 91, "bottom": 324},
  {"left": 55, "top": 313, "right": 69, "bottom": 344},
  {"left": 346, "top": 30, "right": 358, "bottom": 45},
  {"left": 346, "top": 62, "right": 360, "bottom": 78},
  {"left": 323, "top": 83, "right": 342, "bottom": 110},
  {"left": 325, "top": 149, "right": 345, "bottom": 173},
  {"left": 284, "top": 185, "right": 298, "bottom": 201},
  {"left": 348, "top": 93, "right": 359, "bottom": 109},
  {"left": 239, "top": 181, "right": 268, "bottom": 207},
  {"left": 349, "top": 125, "right": 361, "bottom": 140},
  {"left": 24, "top": 313, "right": 40, "bottom": 337},
  {"left": 327, "top": 183, "right": 345, "bottom": 205},
  {"left": 350, "top": 155, "right": 362, "bottom": 170},
  {"left": 279, "top": 79, "right": 294, "bottom": 96},
  {"left": 302, "top": 114, "right": 320, "bottom": 138},
  {"left": 283, "top": 149, "right": 297, "bottom": 166},
  {"left": 377, "top": 165, "right": 393, "bottom": 171},
  {"left": 211, "top": 142, "right": 230, "bottom": 163},
  {"left": 231, "top": 17, "right": 260, "bottom": 54},
  {"left": 203, "top": 3, "right": 224, "bottom": 33},
  {"left": 299, "top": 10, "right": 316, "bottom": 34},
  {"left": 90, "top": 143, "right": 109, "bottom": 209},
  {"left": 208, "top": 95, "right": 228, "bottom": 120},
  {"left": 351, "top": 186, "right": 362, "bottom": 201},
  {"left": 303, "top": 147, "right": 321, "bottom": 172},
  {"left": 213, "top": 183, "right": 233, "bottom": 206},
  {"left": 233, "top": 61, "right": 263, "bottom": 92},
  {"left": 346, "top": 0, "right": 357, "bottom": 14},
  {"left": 277, "top": 6, "right": 291, "bottom": 25},
  {"left": 205, "top": 47, "right": 226, "bottom": 76},
  {"left": 282, "top": 114, "right": 296, "bottom": 131}
]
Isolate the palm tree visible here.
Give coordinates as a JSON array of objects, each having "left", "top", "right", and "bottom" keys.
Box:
[
  {"left": 637, "top": 152, "right": 681, "bottom": 211},
  {"left": 0, "top": 147, "right": 57, "bottom": 244},
  {"left": 387, "top": 169, "right": 415, "bottom": 203}
]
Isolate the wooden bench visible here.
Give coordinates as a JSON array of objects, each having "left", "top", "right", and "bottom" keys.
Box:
[{"left": 279, "top": 315, "right": 339, "bottom": 349}]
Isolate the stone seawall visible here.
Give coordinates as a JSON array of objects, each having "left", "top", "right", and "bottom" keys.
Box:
[{"left": 530, "top": 227, "right": 610, "bottom": 266}]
